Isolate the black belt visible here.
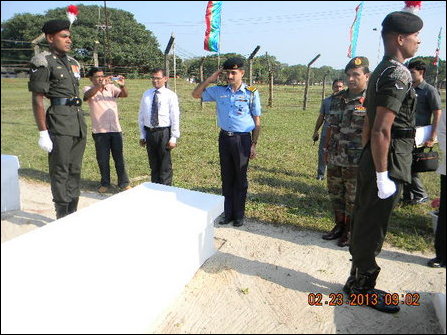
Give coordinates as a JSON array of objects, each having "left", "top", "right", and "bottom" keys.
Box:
[
  {"left": 50, "top": 97, "right": 82, "bottom": 107},
  {"left": 391, "top": 127, "right": 416, "bottom": 139},
  {"left": 144, "top": 126, "right": 170, "bottom": 132},
  {"left": 220, "top": 130, "right": 251, "bottom": 137}
]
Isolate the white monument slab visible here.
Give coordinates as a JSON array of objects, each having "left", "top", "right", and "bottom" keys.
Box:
[
  {"left": 1, "top": 182, "right": 224, "bottom": 334},
  {"left": 1, "top": 155, "right": 21, "bottom": 212}
]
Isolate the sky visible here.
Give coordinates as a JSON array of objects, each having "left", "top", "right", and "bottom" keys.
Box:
[{"left": 1, "top": 1, "right": 446, "bottom": 69}]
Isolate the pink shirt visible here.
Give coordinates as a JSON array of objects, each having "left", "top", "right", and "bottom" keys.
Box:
[{"left": 83, "top": 84, "right": 122, "bottom": 133}]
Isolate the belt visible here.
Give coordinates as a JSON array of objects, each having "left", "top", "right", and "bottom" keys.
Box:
[
  {"left": 50, "top": 97, "right": 82, "bottom": 107},
  {"left": 391, "top": 127, "right": 416, "bottom": 139},
  {"left": 144, "top": 126, "right": 170, "bottom": 132},
  {"left": 220, "top": 130, "right": 251, "bottom": 137}
]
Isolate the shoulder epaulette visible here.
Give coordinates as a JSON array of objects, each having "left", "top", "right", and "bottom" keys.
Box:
[
  {"left": 389, "top": 59, "right": 412, "bottom": 85},
  {"left": 30, "top": 51, "right": 52, "bottom": 68},
  {"left": 246, "top": 86, "right": 257, "bottom": 92},
  {"left": 67, "top": 55, "right": 80, "bottom": 67}
]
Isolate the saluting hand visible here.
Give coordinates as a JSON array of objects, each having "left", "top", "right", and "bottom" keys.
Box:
[{"left": 209, "top": 70, "right": 223, "bottom": 83}]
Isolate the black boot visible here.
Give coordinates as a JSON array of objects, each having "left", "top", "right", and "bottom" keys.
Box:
[
  {"left": 350, "top": 269, "right": 400, "bottom": 313},
  {"left": 343, "top": 265, "right": 356, "bottom": 294},
  {"left": 337, "top": 215, "right": 351, "bottom": 247},
  {"left": 67, "top": 197, "right": 79, "bottom": 215},
  {"left": 322, "top": 223, "right": 344, "bottom": 240},
  {"left": 55, "top": 203, "right": 69, "bottom": 219}
]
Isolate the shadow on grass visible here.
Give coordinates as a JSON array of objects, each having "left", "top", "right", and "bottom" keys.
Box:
[{"left": 18, "top": 168, "right": 118, "bottom": 199}]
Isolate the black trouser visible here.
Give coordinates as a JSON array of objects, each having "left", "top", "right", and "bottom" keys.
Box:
[
  {"left": 48, "top": 134, "right": 86, "bottom": 206},
  {"left": 92, "top": 132, "right": 129, "bottom": 188},
  {"left": 435, "top": 174, "right": 446, "bottom": 262},
  {"left": 218, "top": 131, "right": 251, "bottom": 220},
  {"left": 145, "top": 127, "right": 172, "bottom": 185},
  {"left": 349, "top": 144, "right": 402, "bottom": 275},
  {"left": 403, "top": 147, "right": 428, "bottom": 200}
]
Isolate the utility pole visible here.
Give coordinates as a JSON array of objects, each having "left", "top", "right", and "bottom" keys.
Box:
[
  {"left": 199, "top": 57, "right": 205, "bottom": 109},
  {"left": 172, "top": 33, "right": 176, "bottom": 93},
  {"left": 322, "top": 71, "right": 329, "bottom": 100},
  {"left": 164, "top": 34, "right": 175, "bottom": 88},
  {"left": 93, "top": 41, "right": 100, "bottom": 67},
  {"left": 266, "top": 52, "right": 273, "bottom": 107},
  {"left": 104, "top": 1, "right": 112, "bottom": 71},
  {"left": 303, "top": 54, "right": 321, "bottom": 110},
  {"left": 31, "top": 33, "right": 45, "bottom": 55},
  {"left": 248, "top": 45, "right": 261, "bottom": 86}
]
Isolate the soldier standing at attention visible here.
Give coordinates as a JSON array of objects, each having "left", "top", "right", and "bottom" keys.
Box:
[
  {"left": 312, "top": 79, "right": 345, "bottom": 180},
  {"left": 342, "top": 8, "right": 423, "bottom": 313},
  {"left": 322, "top": 57, "right": 370, "bottom": 247},
  {"left": 192, "top": 57, "right": 261, "bottom": 227},
  {"left": 29, "top": 19, "right": 87, "bottom": 219}
]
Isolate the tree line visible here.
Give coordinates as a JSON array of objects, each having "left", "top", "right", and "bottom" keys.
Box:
[{"left": 1, "top": 4, "right": 445, "bottom": 86}]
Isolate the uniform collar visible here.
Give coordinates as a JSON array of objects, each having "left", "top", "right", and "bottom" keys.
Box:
[
  {"left": 225, "top": 82, "right": 247, "bottom": 93},
  {"left": 153, "top": 86, "right": 167, "bottom": 93},
  {"left": 414, "top": 80, "right": 427, "bottom": 89},
  {"left": 342, "top": 88, "right": 366, "bottom": 103}
]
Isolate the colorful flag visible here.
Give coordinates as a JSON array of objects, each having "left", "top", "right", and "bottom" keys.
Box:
[
  {"left": 347, "top": 1, "right": 364, "bottom": 58},
  {"left": 433, "top": 27, "right": 442, "bottom": 66},
  {"left": 204, "top": 1, "right": 222, "bottom": 52}
]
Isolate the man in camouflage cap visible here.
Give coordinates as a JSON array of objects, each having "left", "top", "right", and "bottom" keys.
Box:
[
  {"left": 342, "top": 10, "right": 423, "bottom": 313},
  {"left": 29, "top": 19, "right": 87, "bottom": 219},
  {"left": 322, "top": 56, "right": 369, "bottom": 247}
]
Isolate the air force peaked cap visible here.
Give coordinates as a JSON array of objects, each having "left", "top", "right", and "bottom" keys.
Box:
[
  {"left": 42, "top": 19, "right": 71, "bottom": 34},
  {"left": 223, "top": 57, "right": 245, "bottom": 70},
  {"left": 382, "top": 11, "right": 423, "bottom": 34},
  {"left": 345, "top": 56, "right": 369, "bottom": 73}
]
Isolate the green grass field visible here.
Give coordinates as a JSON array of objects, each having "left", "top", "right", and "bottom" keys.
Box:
[{"left": 1, "top": 78, "right": 444, "bottom": 252}]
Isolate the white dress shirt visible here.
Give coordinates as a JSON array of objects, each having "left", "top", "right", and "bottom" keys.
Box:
[{"left": 138, "top": 86, "right": 180, "bottom": 143}]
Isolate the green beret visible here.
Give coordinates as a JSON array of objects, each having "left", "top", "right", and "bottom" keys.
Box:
[
  {"left": 345, "top": 56, "right": 369, "bottom": 73},
  {"left": 382, "top": 11, "right": 423, "bottom": 34},
  {"left": 223, "top": 57, "right": 245, "bottom": 70},
  {"left": 42, "top": 20, "right": 71, "bottom": 34}
]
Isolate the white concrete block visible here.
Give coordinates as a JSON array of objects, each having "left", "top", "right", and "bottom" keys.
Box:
[
  {"left": 432, "top": 293, "right": 446, "bottom": 334},
  {"left": 1, "top": 155, "right": 21, "bottom": 212},
  {"left": 1, "top": 182, "right": 224, "bottom": 334}
]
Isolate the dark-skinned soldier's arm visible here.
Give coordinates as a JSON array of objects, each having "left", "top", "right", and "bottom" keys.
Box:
[
  {"left": 361, "top": 114, "right": 370, "bottom": 147},
  {"left": 370, "top": 106, "right": 395, "bottom": 172},
  {"left": 32, "top": 92, "right": 47, "bottom": 131}
]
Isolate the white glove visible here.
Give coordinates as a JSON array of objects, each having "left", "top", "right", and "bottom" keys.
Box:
[
  {"left": 376, "top": 171, "right": 396, "bottom": 199},
  {"left": 38, "top": 130, "right": 53, "bottom": 153}
]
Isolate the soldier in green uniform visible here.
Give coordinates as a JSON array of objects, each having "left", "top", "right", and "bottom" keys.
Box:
[
  {"left": 322, "top": 57, "right": 370, "bottom": 247},
  {"left": 342, "top": 11, "right": 423, "bottom": 313},
  {"left": 29, "top": 20, "right": 87, "bottom": 219}
]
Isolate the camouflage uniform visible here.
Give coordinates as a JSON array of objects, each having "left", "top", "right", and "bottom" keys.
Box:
[{"left": 326, "top": 89, "right": 366, "bottom": 226}]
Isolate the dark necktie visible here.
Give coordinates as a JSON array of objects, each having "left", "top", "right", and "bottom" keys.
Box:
[{"left": 151, "top": 90, "right": 160, "bottom": 127}]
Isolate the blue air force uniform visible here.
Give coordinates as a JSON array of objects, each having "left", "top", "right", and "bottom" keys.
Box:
[{"left": 202, "top": 81, "right": 261, "bottom": 222}]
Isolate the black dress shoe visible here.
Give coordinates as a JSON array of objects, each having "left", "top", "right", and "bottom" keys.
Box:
[
  {"left": 427, "top": 258, "right": 446, "bottom": 268},
  {"left": 411, "top": 196, "right": 429, "bottom": 205},
  {"left": 218, "top": 217, "right": 232, "bottom": 225},
  {"left": 322, "top": 224, "right": 344, "bottom": 240},
  {"left": 233, "top": 219, "right": 244, "bottom": 227}
]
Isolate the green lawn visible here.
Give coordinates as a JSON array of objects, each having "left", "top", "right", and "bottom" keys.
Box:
[{"left": 1, "top": 78, "right": 444, "bottom": 252}]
